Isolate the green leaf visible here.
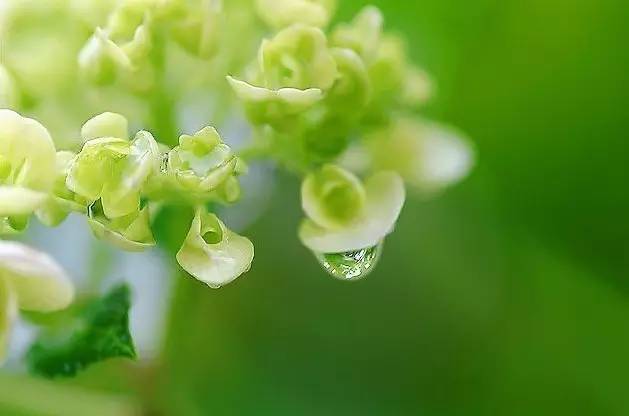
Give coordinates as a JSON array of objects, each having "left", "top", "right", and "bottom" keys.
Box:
[{"left": 26, "top": 285, "right": 136, "bottom": 378}]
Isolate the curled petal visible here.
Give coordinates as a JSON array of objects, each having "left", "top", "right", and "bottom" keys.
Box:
[
  {"left": 259, "top": 25, "right": 338, "bottom": 91},
  {"left": 101, "top": 131, "right": 160, "bottom": 218},
  {"left": 177, "top": 208, "right": 254, "bottom": 288},
  {"left": 88, "top": 204, "right": 155, "bottom": 252},
  {"left": 0, "top": 241, "right": 74, "bottom": 312},
  {"left": 0, "top": 110, "right": 56, "bottom": 194},
  {"left": 301, "top": 164, "right": 366, "bottom": 230},
  {"left": 66, "top": 137, "right": 130, "bottom": 202},
  {"left": 300, "top": 171, "right": 405, "bottom": 253},
  {"left": 227, "top": 76, "right": 322, "bottom": 125}
]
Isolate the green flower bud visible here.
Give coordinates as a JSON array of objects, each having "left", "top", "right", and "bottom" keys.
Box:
[
  {"left": 255, "top": 0, "right": 336, "bottom": 29},
  {"left": 299, "top": 165, "right": 405, "bottom": 253},
  {"left": 78, "top": 28, "right": 134, "bottom": 85},
  {"left": 0, "top": 110, "right": 56, "bottom": 219},
  {"left": 67, "top": 113, "right": 160, "bottom": 219},
  {"left": 330, "top": 6, "right": 383, "bottom": 63},
  {"left": 228, "top": 25, "right": 337, "bottom": 126},
  {"left": 87, "top": 200, "right": 155, "bottom": 252},
  {"left": 176, "top": 207, "right": 254, "bottom": 288},
  {"left": 366, "top": 118, "right": 475, "bottom": 193},
  {"left": 401, "top": 67, "right": 433, "bottom": 107},
  {"left": 171, "top": 0, "right": 222, "bottom": 59},
  {"left": 367, "top": 34, "right": 407, "bottom": 104},
  {"left": 161, "top": 126, "right": 244, "bottom": 203},
  {"left": 325, "top": 48, "right": 370, "bottom": 112},
  {"left": 260, "top": 25, "right": 337, "bottom": 91},
  {"left": 301, "top": 164, "right": 366, "bottom": 230}
]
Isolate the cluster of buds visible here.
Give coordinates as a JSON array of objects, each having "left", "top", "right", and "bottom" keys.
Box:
[{"left": 0, "top": 0, "right": 475, "bottom": 362}]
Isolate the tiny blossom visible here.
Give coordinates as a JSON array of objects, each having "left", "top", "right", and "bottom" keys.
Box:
[
  {"left": 0, "top": 1, "right": 473, "bottom": 292},
  {"left": 0, "top": 241, "right": 74, "bottom": 364}
]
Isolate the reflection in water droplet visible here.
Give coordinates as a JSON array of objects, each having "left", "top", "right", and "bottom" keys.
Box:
[{"left": 315, "top": 242, "right": 383, "bottom": 281}]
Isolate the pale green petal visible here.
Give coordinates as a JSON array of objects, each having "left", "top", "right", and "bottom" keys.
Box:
[
  {"left": 367, "top": 118, "right": 475, "bottom": 193},
  {"left": 81, "top": 112, "right": 129, "bottom": 142},
  {"left": 227, "top": 76, "right": 322, "bottom": 125},
  {"left": 66, "top": 137, "right": 130, "bottom": 202},
  {"left": 255, "top": 0, "right": 336, "bottom": 29},
  {"left": 88, "top": 206, "right": 155, "bottom": 252},
  {"left": 78, "top": 28, "right": 134, "bottom": 84},
  {"left": 171, "top": 0, "right": 221, "bottom": 58},
  {"left": 0, "top": 110, "right": 56, "bottom": 193},
  {"left": 100, "top": 131, "right": 159, "bottom": 218},
  {"left": 330, "top": 6, "right": 383, "bottom": 62},
  {"left": 259, "top": 25, "right": 338, "bottom": 91},
  {"left": 0, "top": 186, "right": 48, "bottom": 217},
  {"left": 0, "top": 277, "right": 17, "bottom": 364},
  {"left": 301, "top": 165, "right": 366, "bottom": 230},
  {"left": 177, "top": 208, "right": 254, "bottom": 288},
  {"left": 299, "top": 171, "right": 405, "bottom": 253},
  {"left": 409, "top": 123, "right": 475, "bottom": 192},
  {"left": 326, "top": 48, "right": 370, "bottom": 111},
  {"left": 0, "top": 241, "right": 74, "bottom": 312}
]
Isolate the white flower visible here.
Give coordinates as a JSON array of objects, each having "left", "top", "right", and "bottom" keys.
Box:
[{"left": 0, "top": 241, "right": 74, "bottom": 363}]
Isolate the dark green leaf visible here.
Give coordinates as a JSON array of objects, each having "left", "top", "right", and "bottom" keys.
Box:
[{"left": 26, "top": 284, "right": 136, "bottom": 378}]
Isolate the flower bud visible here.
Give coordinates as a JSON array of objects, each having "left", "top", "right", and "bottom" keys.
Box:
[
  {"left": 299, "top": 165, "right": 405, "bottom": 253},
  {"left": 177, "top": 207, "right": 254, "bottom": 288}
]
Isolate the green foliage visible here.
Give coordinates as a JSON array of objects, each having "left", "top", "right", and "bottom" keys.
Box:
[{"left": 26, "top": 285, "right": 136, "bottom": 378}]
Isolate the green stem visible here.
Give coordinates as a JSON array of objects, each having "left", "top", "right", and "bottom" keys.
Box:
[{"left": 149, "top": 31, "right": 178, "bottom": 146}]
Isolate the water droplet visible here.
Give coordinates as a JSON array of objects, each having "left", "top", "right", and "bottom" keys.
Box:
[{"left": 315, "top": 242, "right": 383, "bottom": 281}]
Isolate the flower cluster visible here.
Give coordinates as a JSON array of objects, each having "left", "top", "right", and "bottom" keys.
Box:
[{"left": 0, "top": 1, "right": 474, "bottom": 288}]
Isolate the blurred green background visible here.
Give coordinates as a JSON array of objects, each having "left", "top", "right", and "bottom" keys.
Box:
[{"left": 3, "top": 0, "right": 629, "bottom": 414}]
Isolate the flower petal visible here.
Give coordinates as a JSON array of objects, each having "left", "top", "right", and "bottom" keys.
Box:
[
  {"left": 177, "top": 208, "right": 254, "bottom": 288},
  {"left": 81, "top": 112, "right": 129, "bottom": 142},
  {"left": 0, "top": 241, "right": 74, "bottom": 312},
  {"left": 299, "top": 171, "right": 405, "bottom": 253},
  {"left": 0, "top": 186, "right": 48, "bottom": 217}
]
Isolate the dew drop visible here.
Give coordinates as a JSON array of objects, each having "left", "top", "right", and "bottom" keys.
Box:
[{"left": 315, "top": 242, "right": 383, "bottom": 281}]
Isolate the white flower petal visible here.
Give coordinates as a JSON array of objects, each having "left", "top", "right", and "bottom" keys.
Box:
[
  {"left": 0, "top": 186, "right": 48, "bottom": 216},
  {"left": 299, "top": 171, "right": 405, "bottom": 253},
  {"left": 177, "top": 209, "right": 254, "bottom": 289},
  {"left": 0, "top": 241, "right": 73, "bottom": 312},
  {"left": 412, "top": 123, "right": 475, "bottom": 192}
]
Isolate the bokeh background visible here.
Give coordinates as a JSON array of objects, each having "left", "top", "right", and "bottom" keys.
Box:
[{"left": 1, "top": 0, "right": 629, "bottom": 415}]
